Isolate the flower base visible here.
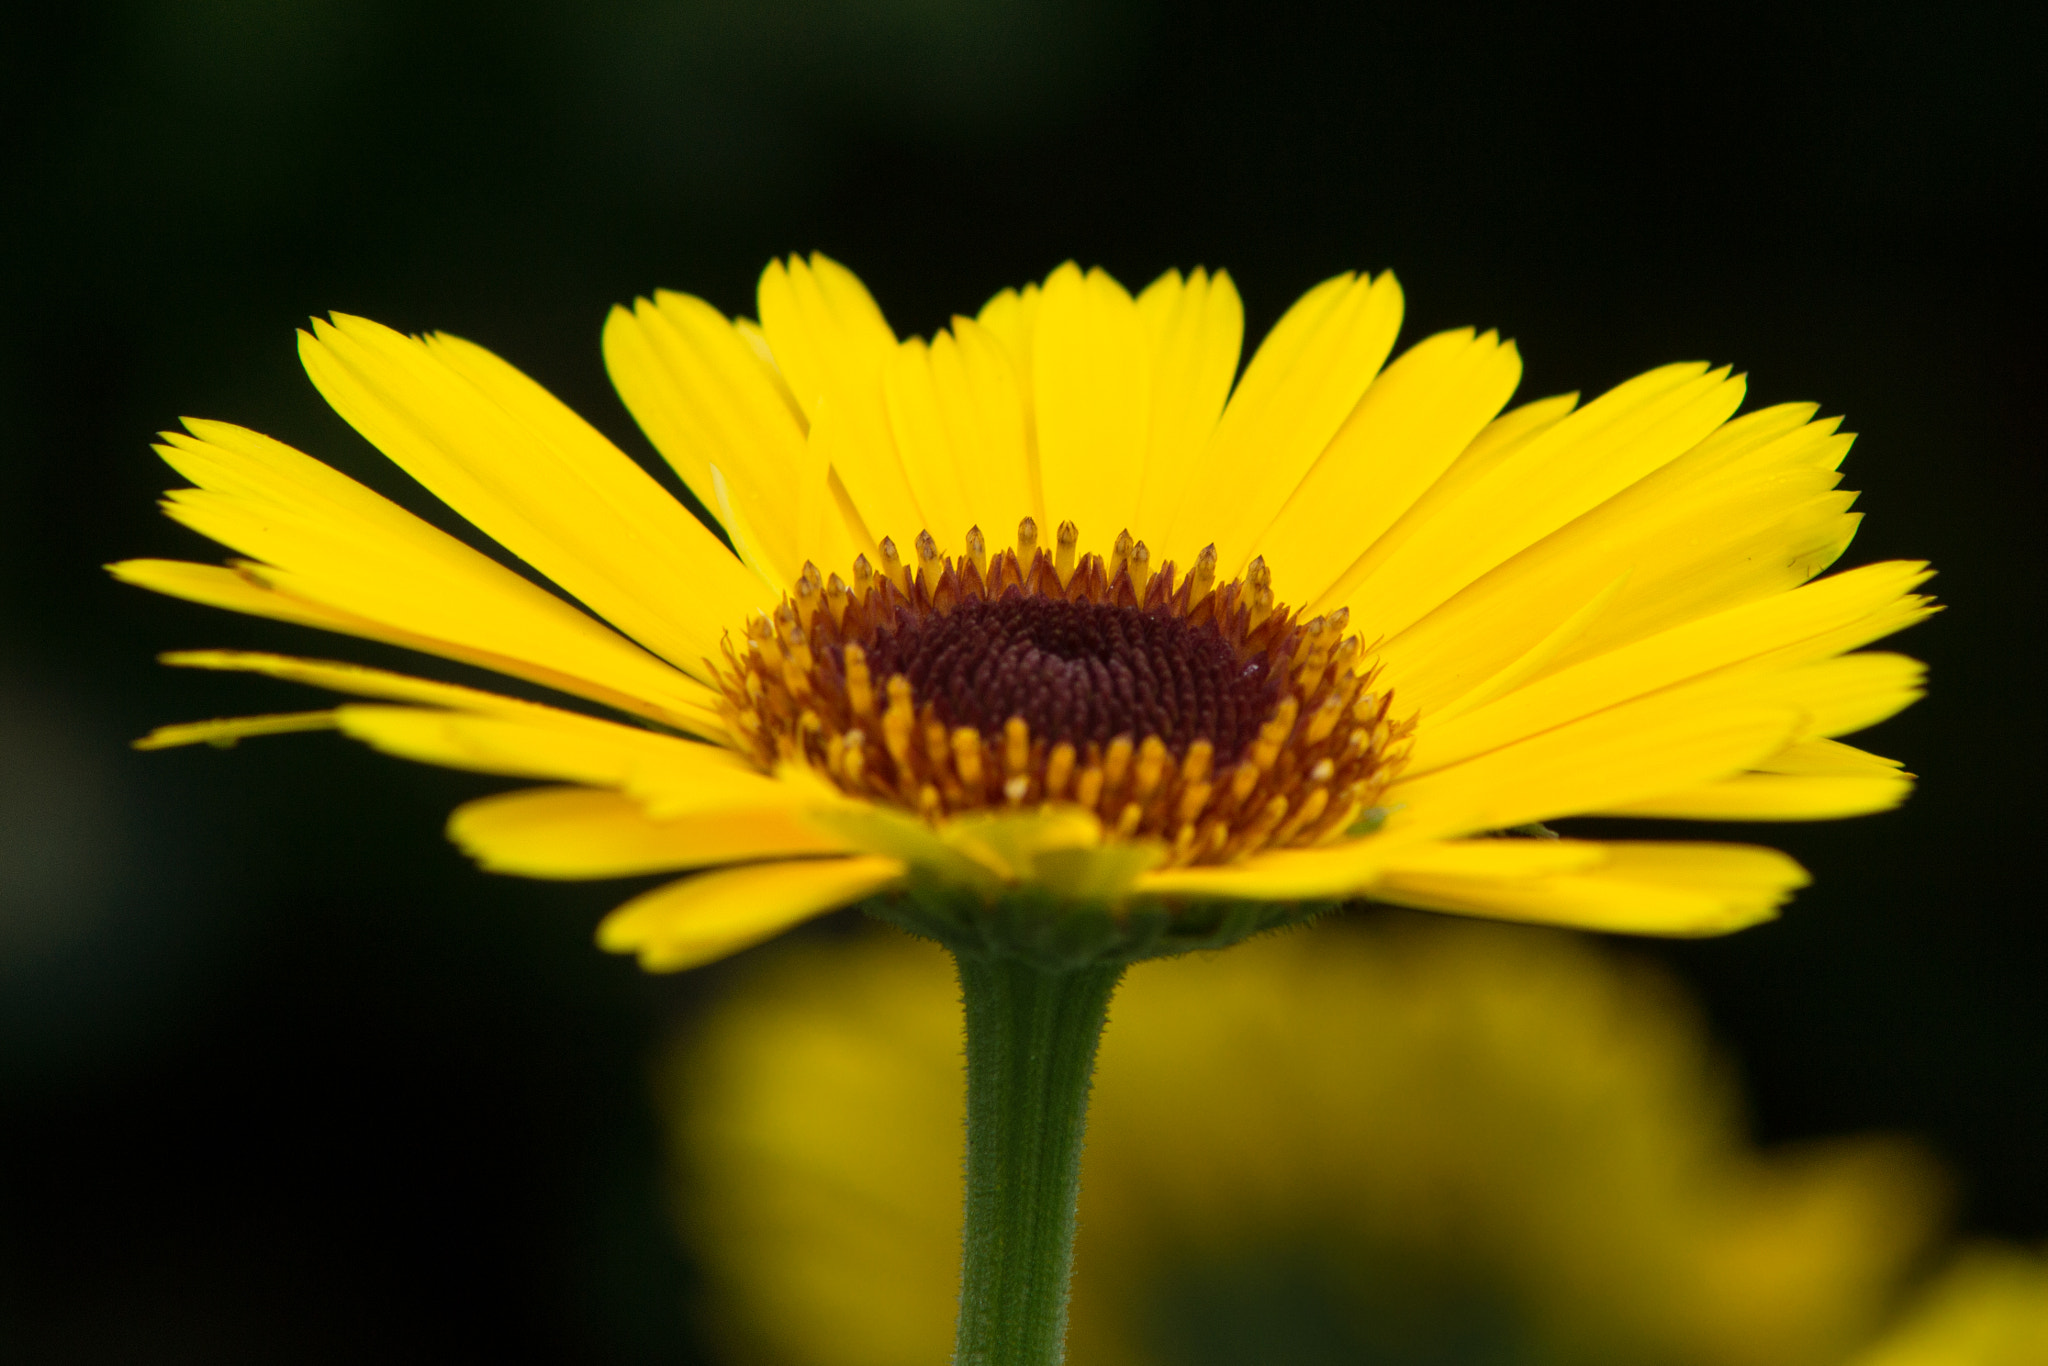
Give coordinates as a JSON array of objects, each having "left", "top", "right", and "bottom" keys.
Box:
[{"left": 866, "top": 883, "right": 1330, "bottom": 972}]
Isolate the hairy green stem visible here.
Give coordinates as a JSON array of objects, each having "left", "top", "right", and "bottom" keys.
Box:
[{"left": 951, "top": 952, "right": 1125, "bottom": 1366}]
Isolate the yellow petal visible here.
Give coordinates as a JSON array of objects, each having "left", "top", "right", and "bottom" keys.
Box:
[
  {"left": 1368, "top": 838, "right": 1613, "bottom": 878},
  {"left": 1382, "top": 694, "right": 1800, "bottom": 840},
  {"left": 936, "top": 805, "right": 1106, "bottom": 881},
  {"left": 1544, "top": 408, "right": 1864, "bottom": 664},
  {"left": 1406, "top": 561, "right": 1935, "bottom": 775},
  {"left": 298, "top": 315, "right": 770, "bottom": 669},
  {"left": 732, "top": 317, "right": 807, "bottom": 424},
  {"left": 1535, "top": 649, "right": 1927, "bottom": 761},
  {"left": 1419, "top": 571, "right": 1634, "bottom": 726},
  {"left": 1369, "top": 840, "right": 1808, "bottom": 936},
  {"left": 331, "top": 704, "right": 788, "bottom": 816},
  {"left": 711, "top": 312, "right": 869, "bottom": 572},
  {"left": 449, "top": 786, "right": 849, "bottom": 878},
  {"left": 1379, "top": 405, "right": 1871, "bottom": 713},
  {"left": 802, "top": 799, "right": 1165, "bottom": 903},
  {"left": 1165, "top": 269, "right": 1403, "bottom": 572},
  {"left": 1136, "top": 842, "right": 1400, "bottom": 901},
  {"left": 883, "top": 337, "right": 975, "bottom": 547},
  {"left": 1143, "top": 833, "right": 1608, "bottom": 903},
  {"left": 1598, "top": 770, "right": 1913, "bottom": 820},
  {"left": 883, "top": 323, "right": 1034, "bottom": 551},
  {"left": 109, "top": 558, "right": 722, "bottom": 735},
  {"left": 1328, "top": 362, "right": 1745, "bottom": 643},
  {"left": 134, "top": 710, "right": 339, "bottom": 750},
  {"left": 1458, "top": 390, "right": 1582, "bottom": 461},
  {"left": 943, "top": 807, "right": 1163, "bottom": 902},
  {"left": 974, "top": 283, "right": 1047, "bottom": 529},
  {"left": 111, "top": 554, "right": 393, "bottom": 633},
  {"left": 1433, "top": 651, "right": 1927, "bottom": 791},
  {"left": 125, "top": 416, "right": 729, "bottom": 718},
  {"left": 1142, "top": 698, "right": 1807, "bottom": 900},
  {"left": 596, "top": 856, "right": 906, "bottom": 971},
  {"left": 158, "top": 649, "right": 587, "bottom": 716},
  {"left": 1773, "top": 652, "right": 1927, "bottom": 739},
  {"left": 805, "top": 801, "right": 1010, "bottom": 891},
  {"left": 947, "top": 317, "right": 1041, "bottom": 541},
  {"left": 1032, "top": 263, "right": 1151, "bottom": 553},
  {"left": 755, "top": 253, "right": 896, "bottom": 425},
  {"left": 1258, "top": 326, "right": 1522, "bottom": 606},
  {"left": 977, "top": 283, "right": 1040, "bottom": 378},
  {"left": 1136, "top": 833, "right": 1806, "bottom": 939},
  {"left": 1130, "top": 267, "right": 1243, "bottom": 539},
  {"left": 602, "top": 289, "right": 813, "bottom": 586},
  {"left": 757, "top": 254, "right": 923, "bottom": 550},
  {"left": 1754, "top": 737, "right": 1906, "bottom": 775}
]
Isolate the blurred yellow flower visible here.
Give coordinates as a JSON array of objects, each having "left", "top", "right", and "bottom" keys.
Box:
[
  {"left": 670, "top": 918, "right": 1945, "bottom": 1366},
  {"left": 1850, "top": 1246, "right": 2048, "bottom": 1366},
  {"left": 119, "top": 255, "right": 1930, "bottom": 970}
]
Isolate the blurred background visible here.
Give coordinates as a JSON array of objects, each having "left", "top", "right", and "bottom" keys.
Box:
[{"left": 2, "top": 0, "right": 2041, "bottom": 1360}]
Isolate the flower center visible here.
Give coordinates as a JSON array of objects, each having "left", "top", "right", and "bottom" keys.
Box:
[
  {"left": 861, "top": 596, "right": 1281, "bottom": 766},
  {"left": 711, "top": 520, "right": 1411, "bottom": 867}
]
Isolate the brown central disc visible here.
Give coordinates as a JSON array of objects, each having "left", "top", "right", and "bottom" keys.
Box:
[{"left": 853, "top": 593, "right": 1285, "bottom": 764}]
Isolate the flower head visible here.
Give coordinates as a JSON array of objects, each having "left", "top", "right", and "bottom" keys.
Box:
[{"left": 117, "top": 254, "right": 1933, "bottom": 969}]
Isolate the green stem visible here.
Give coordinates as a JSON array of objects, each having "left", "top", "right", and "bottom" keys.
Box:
[{"left": 951, "top": 952, "right": 1125, "bottom": 1366}]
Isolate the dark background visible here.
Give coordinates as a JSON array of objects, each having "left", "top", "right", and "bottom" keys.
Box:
[{"left": 3, "top": 0, "right": 2041, "bottom": 1359}]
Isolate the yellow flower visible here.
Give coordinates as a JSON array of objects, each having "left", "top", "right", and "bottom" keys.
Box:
[
  {"left": 670, "top": 920, "right": 1946, "bottom": 1366},
  {"left": 116, "top": 255, "right": 1933, "bottom": 968},
  {"left": 1850, "top": 1246, "right": 2048, "bottom": 1366}
]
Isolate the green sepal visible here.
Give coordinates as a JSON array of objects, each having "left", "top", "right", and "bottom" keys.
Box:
[{"left": 864, "top": 880, "right": 1334, "bottom": 971}]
